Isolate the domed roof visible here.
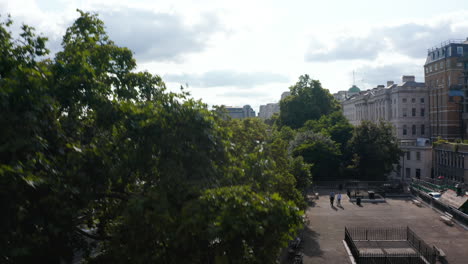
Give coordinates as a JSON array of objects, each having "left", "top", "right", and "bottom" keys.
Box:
[{"left": 348, "top": 85, "right": 361, "bottom": 93}]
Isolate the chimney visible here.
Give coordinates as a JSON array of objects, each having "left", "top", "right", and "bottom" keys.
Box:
[
  {"left": 402, "top": 75, "right": 415, "bottom": 83},
  {"left": 387, "top": 81, "right": 394, "bottom": 87}
]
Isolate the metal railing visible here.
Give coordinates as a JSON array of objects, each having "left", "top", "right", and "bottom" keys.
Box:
[
  {"left": 344, "top": 227, "right": 437, "bottom": 264},
  {"left": 411, "top": 187, "right": 468, "bottom": 226},
  {"left": 346, "top": 227, "right": 407, "bottom": 241}
]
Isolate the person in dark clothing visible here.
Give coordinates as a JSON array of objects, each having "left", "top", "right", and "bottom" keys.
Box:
[{"left": 329, "top": 191, "right": 335, "bottom": 206}]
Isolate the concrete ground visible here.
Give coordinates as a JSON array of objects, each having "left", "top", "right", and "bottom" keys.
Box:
[{"left": 298, "top": 190, "right": 468, "bottom": 264}]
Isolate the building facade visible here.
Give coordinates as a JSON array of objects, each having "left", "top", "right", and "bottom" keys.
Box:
[
  {"left": 258, "top": 91, "right": 291, "bottom": 119},
  {"left": 424, "top": 39, "right": 468, "bottom": 140},
  {"left": 342, "top": 76, "right": 432, "bottom": 181},
  {"left": 433, "top": 142, "right": 468, "bottom": 185},
  {"left": 258, "top": 103, "right": 280, "bottom": 119},
  {"left": 224, "top": 105, "right": 256, "bottom": 119}
]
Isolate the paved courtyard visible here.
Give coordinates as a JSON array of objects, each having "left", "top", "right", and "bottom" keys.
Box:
[{"left": 298, "top": 191, "right": 468, "bottom": 264}]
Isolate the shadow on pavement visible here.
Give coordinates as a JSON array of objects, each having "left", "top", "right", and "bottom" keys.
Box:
[{"left": 301, "top": 227, "right": 323, "bottom": 258}]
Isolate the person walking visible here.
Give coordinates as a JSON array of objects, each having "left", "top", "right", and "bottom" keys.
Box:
[
  {"left": 329, "top": 191, "right": 335, "bottom": 206},
  {"left": 337, "top": 193, "right": 342, "bottom": 206}
]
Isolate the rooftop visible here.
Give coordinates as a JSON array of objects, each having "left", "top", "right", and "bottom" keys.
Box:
[{"left": 427, "top": 38, "right": 468, "bottom": 52}]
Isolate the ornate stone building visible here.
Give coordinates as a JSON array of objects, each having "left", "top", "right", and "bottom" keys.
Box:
[{"left": 342, "top": 76, "right": 431, "bottom": 181}]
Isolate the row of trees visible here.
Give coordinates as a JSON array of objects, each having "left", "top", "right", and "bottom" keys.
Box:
[
  {"left": 275, "top": 75, "right": 402, "bottom": 182},
  {"left": 0, "top": 12, "right": 310, "bottom": 263}
]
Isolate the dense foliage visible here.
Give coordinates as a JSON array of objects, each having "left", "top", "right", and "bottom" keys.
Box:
[
  {"left": 348, "top": 121, "right": 402, "bottom": 181},
  {"left": 278, "top": 75, "right": 339, "bottom": 129},
  {"left": 277, "top": 76, "right": 401, "bottom": 182},
  {"left": 0, "top": 12, "right": 306, "bottom": 263}
]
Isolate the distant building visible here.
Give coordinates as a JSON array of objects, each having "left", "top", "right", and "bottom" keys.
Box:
[
  {"left": 225, "top": 105, "right": 256, "bottom": 119},
  {"left": 333, "top": 85, "right": 361, "bottom": 102},
  {"left": 281, "top": 91, "right": 291, "bottom": 100},
  {"left": 424, "top": 38, "right": 468, "bottom": 140},
  {"left": 342, "top": 76, "right": 431, "bottom": 181},
  {"left": 258, "top": 103, "right": 280, "bottom": 119},
  {"left": 258, "top": 91, "right": 290, "bottom": 119}
]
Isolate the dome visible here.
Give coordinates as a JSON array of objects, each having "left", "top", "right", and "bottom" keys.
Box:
[{"left": 348, "top": 85, "right": 361, "bottom": 93}]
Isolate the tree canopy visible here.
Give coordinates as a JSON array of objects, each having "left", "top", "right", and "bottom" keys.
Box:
[
  {"left": 278, "top": 75, "right": 340, "bottom": 129},
  {"left": 348, "top": 121, "right": 402, "bottom": 181},
  {"left": 0, "top": 11, "right": 306, "bottom": 263}
]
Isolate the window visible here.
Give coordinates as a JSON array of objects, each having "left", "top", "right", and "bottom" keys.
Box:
[
  {"left": 457, "top": 62, "right": 463, "bottom": 67},
  {"left": 412, "top": 125, "right": 416, "bottom": 135},
  {"left": 421, "top": 125, "right": 425, "bottom": 135},
  {"left": 420, "top": 98, "right": 425, "bottom": 103},
  {"left": 416, "top": 152, "right": 421, "bottom": 161},
  {"left": 416, "top": 168, "right": 421, "bottom": 179},
  {"left": 406, "top": 168, "right": 411, "bottom": 178},
  {"left": 403, "top": 125, "right": 407, "bottom": 135},
  {"left": 411, "top": 98, "right": 416, "bottom": 103},
  {"left": 447, "top": 60, "right": 451, "bottom": 67},
  {"left": 412, "top": 108, "right": 416, "bottom": 116},
  {"left": 421, "top": 108, "right": 425, "bottom": 117},
  {"left": 448, "top": 47, "right": 452, "bottom": 56},
  {"left": 403, "top": 108, "right": 407, "bottom": 117},
  {"left": 435, "top": 64, "right": 438, "bottom": 70},
  {"left": 457, "top": 46, "right": 463, "bottom": 55},
  {"left": 440, "top": 62, "right": 444, "bottom": 69},
  {"left": 407, "top": 151, "right": 411, "bottom": 160},
  {"left": 402, "top": 98, "right": 407, "bottom": 103},
  {"left": 425, "top": 67, "right": 428, "bottom": 73},
  {"left": 430, "top": 65, "right": 433, "bottom": 72}
]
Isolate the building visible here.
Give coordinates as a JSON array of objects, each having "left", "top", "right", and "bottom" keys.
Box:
[
  {"left": 258, "top": 91, "right": 290, "bottom": 119},
  {"left": 258, "top": 103, "right": 280, "bottom": 119},
  {"left": 342, "top": 76, "right": 432, "bottom": 181},
  {"left": 433, "top": 142, "right": 468, "bottom": 185},
  {"left": 333, "top": 85, "right": 361, "bottom": 103},
  {"left": 224, "top": 105, "right": 256, "bottom": 119},
  {"left": 424, "top": 39, "right": 468, "bottom": 140}
]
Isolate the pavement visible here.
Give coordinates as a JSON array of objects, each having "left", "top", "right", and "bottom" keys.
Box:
[{"left": 296, "top": 190, "right": 468, "bottom": 264}]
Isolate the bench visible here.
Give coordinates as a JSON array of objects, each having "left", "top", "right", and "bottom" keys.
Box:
[
  {"left": 412, "top": 199, "right": 422, "bottom": 207},
  {"left": 440, "top": 212, "right": 454, "bottom": 225}
]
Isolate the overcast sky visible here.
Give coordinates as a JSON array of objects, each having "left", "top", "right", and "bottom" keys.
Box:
[{"left": 2, "top": 0, "right": 468, "bottom": 113}]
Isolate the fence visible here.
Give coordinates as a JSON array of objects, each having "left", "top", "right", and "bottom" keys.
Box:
[
  {"left": 344, "top": 227, "right": 437, "bottom": 264},
  {"left": 346, "top": 227, "right": 407, "bottom": 241},
  {"left": 411, "top": 187, "right": 468, "bottom": 226},
  {"left": 406, "top": 227, "right": 437, "bottom": 264}
]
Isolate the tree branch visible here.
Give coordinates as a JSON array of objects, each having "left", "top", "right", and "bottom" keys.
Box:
[{"left": 75, "top": 227, "right": 110, "bottom": 241}]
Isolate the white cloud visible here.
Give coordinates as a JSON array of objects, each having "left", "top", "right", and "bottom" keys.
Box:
[
  {"left": 164, "top": 71, "right": 290, "bottom": 88},
  {"left": 99, "top": 9, "right": 223, "bottom": 62},
  {"left": 305, "top": 12, "right": 468, "bottom": 62}
]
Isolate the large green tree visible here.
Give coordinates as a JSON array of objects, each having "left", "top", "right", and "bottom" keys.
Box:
[
  {"left": 1, "top": 12, "right": 305, "bottom": 263},
  {"left": 289, "top": 131, "right": 341, "bottom": 181},
  {"left": 278, "top": 74, "right": 339, "bottom": 129},
  {"left": 348, "top": 121, "right": 402, "bottom": 181}
]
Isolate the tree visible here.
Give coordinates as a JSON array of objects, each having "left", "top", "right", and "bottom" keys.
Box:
[
  {"left": 289, "top": 131, "right": 341, "bottom": 181},
  {"left": 278, "top": 75, "right": 339, "bottom": 129},
  {"left": 1, "top": 12, "right": 306, "bottom": 263},
  {"left": 348, "top": 121, "right": 402, "bottom": 181},
  {"left": 301, "top": 111, "right": 353, "bottom": 153}
]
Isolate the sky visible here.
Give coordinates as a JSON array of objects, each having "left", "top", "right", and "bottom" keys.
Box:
[{"left": 2, "top": 0, "right": 468, "bottom": 113}]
